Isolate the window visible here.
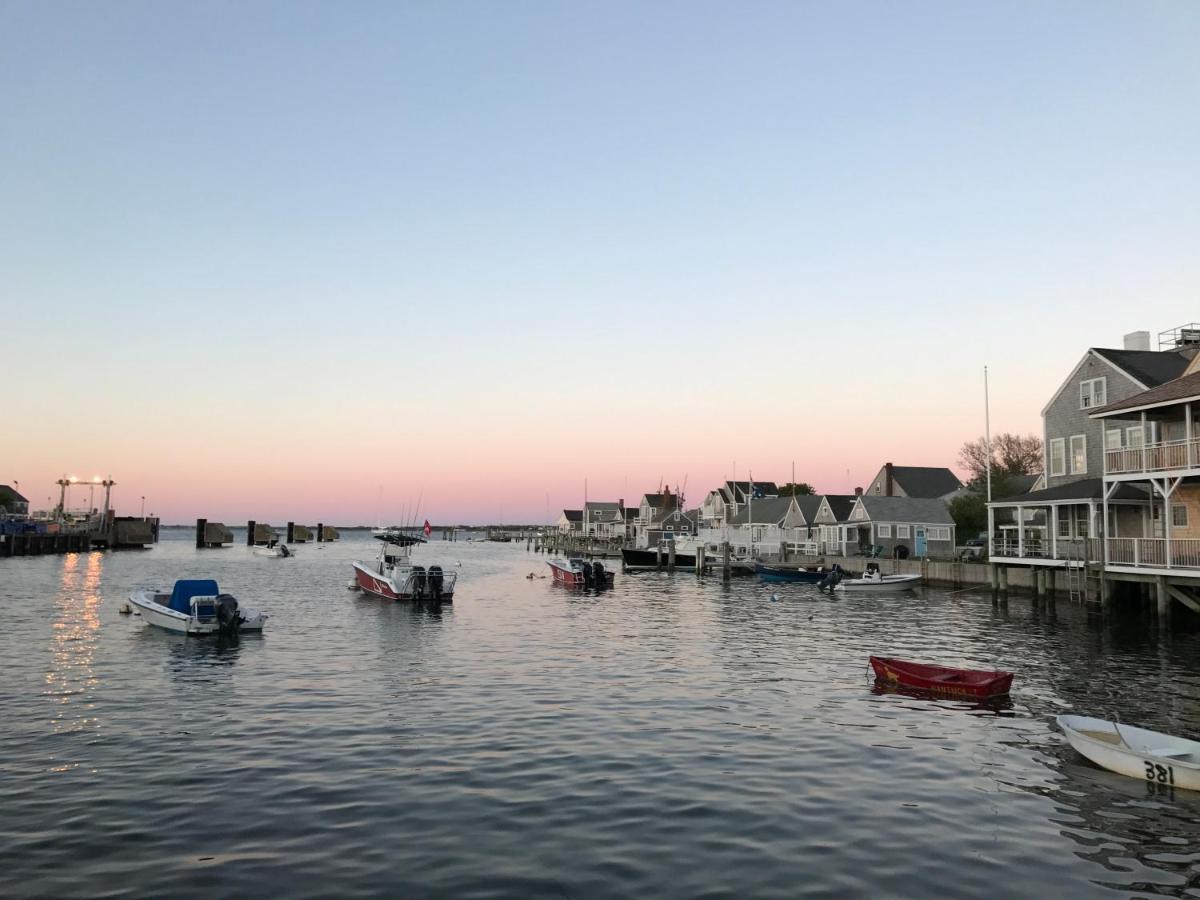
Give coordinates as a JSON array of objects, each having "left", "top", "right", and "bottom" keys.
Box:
[
  {"left": 1127, "top": 426, "right": 1144, "bottom": 449},
  {"left": 1080, "top": 377, "right": 1107, "bottom": 409},
  {"left": 1173, "top": 505, "right": 1189, "bottom": 528},
  {"left": 873, "top": 483, "right": 881, "bottom": 494},
  {"left": 927, "top": 527, "right": 951, "bottom": 541},
  {"left": 1070, "top": 434, "right": 1087, "bottom": 474},
  {"left": 1050, "top": 438, "right": 1066, "bottom": 476},
  {"left": 1057, "top": 515, "right": 1071, "bottom": 538},
  {"left": 897, "top": 525, "right": 911, "bottom": 538},
  {"left": 1105, "top": 429, "right": 1123, "bottom": 450},
  {"left": 877, "top": 524, "right": 892, "bottom": 538}
]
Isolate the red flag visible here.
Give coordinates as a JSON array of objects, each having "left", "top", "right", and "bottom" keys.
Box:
[{"left": 423, "top": 519, "right": 432, "bottom": 537}]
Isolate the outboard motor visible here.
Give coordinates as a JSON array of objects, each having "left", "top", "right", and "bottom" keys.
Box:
[
  {"left": 428, "top": 565, "right": 444, "bottom": 600},
  {"left": 591, "top": 560, "right": 606, "bottom": 588},
  {"left": 280, "top": 544, "right": 291, "bottom": 558},
  {"left": 215, "top": 594, "right": 242, "bottom": 638},
  {"left": 410, "top": 566, "right": 427, "bottom": 599},
  {"left": 819, "top": 564, "right": 844, "bottom": 593},
  {"left": 581, "top": 560, "right": 594, "bottom": 588}
]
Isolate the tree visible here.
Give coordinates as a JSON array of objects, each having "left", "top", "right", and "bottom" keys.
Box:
[
  {"left": 948, "top": 492, "right": 987, "bottom": 539},
  {"left": 958, "top": 433, "right": 1043, "bottom": 486},
  {"left": 778, "top": 482, "right": 815, "bottom": 496}
]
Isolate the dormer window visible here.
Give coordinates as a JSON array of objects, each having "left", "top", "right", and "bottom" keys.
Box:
[{"left": 1080, "top": 377, "right": 1106, "bottom": 409}]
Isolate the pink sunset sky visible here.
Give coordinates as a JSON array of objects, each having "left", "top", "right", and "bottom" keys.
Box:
[{"left": 5, "top": 6, "right": 1198, "bottom": 524}]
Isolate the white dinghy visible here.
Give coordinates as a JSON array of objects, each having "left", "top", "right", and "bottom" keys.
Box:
[
  {"left": 832, "top": 563, "right": 921, "bottom": 594},
  {"left": 253, "top": 542, "right": 295, "bottom": 558},
  {"left": 128, "top": 579, "right": 267, "bottom": 637},
  {"left": 1058, "top": 714, "right": 1200, "bottom": 791}
]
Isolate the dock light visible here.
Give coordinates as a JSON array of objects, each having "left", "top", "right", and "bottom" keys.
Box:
[
  {"left": 93, "top": 476, "right": 101, "bottom": 483},
  {"left": 69, "top": 476, "right": 77, "bottom": 483}
]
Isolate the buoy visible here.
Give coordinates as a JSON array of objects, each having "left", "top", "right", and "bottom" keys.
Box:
[
  {"left": 770, "top": 593, "right": 779, "bottom": 603},
  {"left": 118, "top": 602, "right": 132, "bottom": 615}
]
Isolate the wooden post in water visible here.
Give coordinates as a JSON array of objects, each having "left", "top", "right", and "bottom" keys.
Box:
[
  {"left": 722, "top": 541, "right": 731, "bottom": 583},
  {"left": 287, "top": 521, "right": 295, "bottom": 543},
  {"left": 247, "top": 521, "right": 256, "bottom": 546},
  {"left": 656, "top": 544, "right": 663, "bottom": 572},
  {"left": 196, "top": 518, "right": 207, "bottom": 549},
  {"left": 668, "top": 540, "right": 676, "bottom": 573},
  {"left": 696, "top": 544, "right": 705, "bottom": 579},
  {"left": 317, "top": 523, "right": 324, "bottom": 543}
]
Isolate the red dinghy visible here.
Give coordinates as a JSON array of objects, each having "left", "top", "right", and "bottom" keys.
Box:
[{"left": 869, "top": 656, "right": 1014, "bottom": 699}]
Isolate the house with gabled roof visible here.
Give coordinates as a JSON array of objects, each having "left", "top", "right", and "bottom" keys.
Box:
[
  {"left": 864, "top": 463, "right": 963, "bottom": 500},
  {"left": 0, "top": 485, "right": 29, "bottom": 517},
  {"left": 989, "top": 327, "right": 1197, "bottom": 573},
  {"left": 812, "top": 494, "right": 858, "bottom": 556},
  {"left": 699, "top": 480, "right": 780, "bottom": 528},
  {"left": 557, "top": 509, "right": 582, "bottom": 533},
  {"left": 716, "top": 494, "right": 823, "bottom": 558},
  {"left": 846, "top": 496, "right": 956, "bottom": 558},
  {"left": 583, "top": 501, "right": 625, "bottom": 540}
]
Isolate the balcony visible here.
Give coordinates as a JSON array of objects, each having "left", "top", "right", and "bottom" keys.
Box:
[
  {"left": 1106, "top": 538, "right": 1200, "bottom": 571},
  {"left": 1105, "top": 438, "right": 1200, "bottom": 475},
  {"left": 990, "top": 538, "right": 1099, "bottom": 564}
]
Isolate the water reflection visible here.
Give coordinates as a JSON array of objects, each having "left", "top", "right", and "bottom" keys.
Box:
[
  {"left": 868, "top": 681, "right": 1016, "bottom": 716},
  {"left": 46, "top": 552, "right": 104, "bottom": 745}
]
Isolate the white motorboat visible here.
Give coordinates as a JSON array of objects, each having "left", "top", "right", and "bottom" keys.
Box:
[
  {"left": 352, "top": 531, "right": 457, "bottom": 601},
  {"left": 1058, "top": 715, "right": 1200, "bottom": 791},
  {"left": 833, "top": 564, "right": 921, "bottom": 593},
  {"left": 253, "top": 543, "right": 295, "bottom": 558},
  {"left": 128, "top": 579, "right": 267, "bottom": 636}
]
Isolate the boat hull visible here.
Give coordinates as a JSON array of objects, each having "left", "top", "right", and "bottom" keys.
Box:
[
  {"left": 352, "top": 560, "right": 455, "bottom": 601},
  {"left": 128, "top": 590, "right": 266, "bottom": 636},
  {"left": 1058, "top": 715, "right": 1200, "bottom": 791},
  {"left": 836, "top": 574, "right": 922, "bottom": 592},
  {"left": 869, "top": 656, "right": 1013, "bottom": 699},
  {"left": 755, "top": 564, "right": 829, "bottom": 584}
]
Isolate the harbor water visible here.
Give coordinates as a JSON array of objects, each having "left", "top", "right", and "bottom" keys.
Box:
[{"left": 3, "top": 530, "right": 1200, "bottom": 897}]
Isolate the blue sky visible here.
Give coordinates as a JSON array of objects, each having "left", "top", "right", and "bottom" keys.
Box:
[{"left": 3, "top": 2, "right": 1198, "bottom": 520}]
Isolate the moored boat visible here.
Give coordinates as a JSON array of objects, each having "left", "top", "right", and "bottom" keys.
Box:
[
  {"left": 621, "top": 545, "right": 697, "bottom": 571},
  {"left": 756, "top": 563, "right": 831, "bottom": 584},
  {"left": 253, "top": 542, "right": 294, "bottom": 558},
  {"left": 833, "top": 564, "right": 921, "bottom": 593},
  {"left": 548, "top": 557, "right": 614, "bottom": 587},
  {"left": 352, "top": 532, "right": 456, "bottom": 601},
  {"left": 1058, "top": 715, "right": 1200, "bottom": 791},
  {"left": 869, "top": 656, "right": 1014, "bottom": 699},
  {"left": 128, "top": 579, "right": 267, "bottom": 636}
]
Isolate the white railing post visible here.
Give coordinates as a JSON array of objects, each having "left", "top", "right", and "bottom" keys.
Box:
[{"left": 1134, "top": 539, "right": 1139, "bottom": 567}]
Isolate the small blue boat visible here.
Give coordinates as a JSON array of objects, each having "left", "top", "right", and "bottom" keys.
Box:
[{"left": 755, "top": 563, "right": 831, "bottom": 584}]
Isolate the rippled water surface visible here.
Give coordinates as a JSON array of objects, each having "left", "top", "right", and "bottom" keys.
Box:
[{"left": 5, "top": 530, "right": 1200, "bottom": 897}]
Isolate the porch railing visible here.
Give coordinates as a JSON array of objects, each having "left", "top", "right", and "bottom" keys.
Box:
[
  {"left": 991, "top": 539, "right": 1093, "bottom": 561},
  {"left": 1106, "top": 538, "right": 1200, "bottom": 570},
  {"left": 1105, "top": 439, "right": 1200, "bottom": 475}
]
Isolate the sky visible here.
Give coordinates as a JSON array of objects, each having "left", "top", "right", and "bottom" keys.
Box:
[{"left": 3, "top": 1, "right": 1198, "bottom": 524}]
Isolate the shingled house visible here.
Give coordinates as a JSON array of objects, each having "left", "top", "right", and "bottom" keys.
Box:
[{"left": 864, "top": 463, "right": 963, "bottom": 500}]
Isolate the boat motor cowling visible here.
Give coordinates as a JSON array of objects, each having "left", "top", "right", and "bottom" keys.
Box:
[
  {"left": 818, "top": 564, "right": 843, "bottom": 593},
  {"left": 215, "top": 594, "right": 242, "bottom": 638},
  {"left": 591, "top": 561, "right": 606, "bottom": 587},
  {"left": 410, "top": 566, "right": 427, "bottom": 599},
  {"left": 581, "top": 560, "right": 594, "bottom": 587},
  {"left": 428, "top": 565, "right": 444, "bottom": 600}
]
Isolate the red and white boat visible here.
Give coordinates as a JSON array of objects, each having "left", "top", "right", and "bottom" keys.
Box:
[
  {"left": 352, "top": 531, "right": 457, "bottom": 601},
  {"left": 547, "top": 557, "right": 614, "bottom": 588},
  {"left": 869, "top": 656, "right": 1014, "bottom": 699}
]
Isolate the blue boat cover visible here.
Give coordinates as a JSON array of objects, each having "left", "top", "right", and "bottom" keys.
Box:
[{"left": 169, "top": 579, "right": 219, "bottom": 614}]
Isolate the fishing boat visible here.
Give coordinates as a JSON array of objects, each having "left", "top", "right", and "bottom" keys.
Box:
[
  {"left": 253, "top": 542, "right": 294, "bottom": 558},
  {"left": 547, "top": 557, "right": 614, "bottom": 587},
  {"left": 869, "top": 656, "right": 1014, "bottom": 699},
  {"left": 756, "top": 563, "right": 832, "bottom": 584},
  {"left": 128, "top": 579, "right": 267, "bottom": 636},
  {"left": 351, "top": 532, "right": 456, "bottom": 601},
  {"left": 833, "top": 564, "right": 921, "bottom": 593},
  {"left": 1058, "top": 715, "right": 1200, "bottom": 791},
  {"left": 620, "top": 543, "right": 697, "bottom": 571}
]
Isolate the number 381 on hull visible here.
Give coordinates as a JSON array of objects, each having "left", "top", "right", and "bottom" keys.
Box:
[{"left": 1057, "top": 714, "right": 1200, "bottom": 791}]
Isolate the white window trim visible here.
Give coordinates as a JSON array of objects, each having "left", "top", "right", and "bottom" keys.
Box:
[
  {"left": 877, "top": 524, "right": 892, "bottom": 538},
  {"left": 1069, "top": 434, "right": 1087, "bottom": 475},
  {"left": 1173, "top": 504, "right": 1189, "bottom": 528},
  {"left": 1127, "top": 425, "right": 1144, "bottom": 449},
  {"left": 927, "top": 526, "right": 951, "bottom": 541},
  {"left": 1105, "top": 429, "right": 1123, "bottom": 450},
  {"left": 1049, "top": 438, "right": 1066, "bottom": 477},
  {"left": 897, "top": 525, "right": 911, "bottom": 538},
  {"left": 1080, "top": 377, "right": 1107, "bottom": 409}
]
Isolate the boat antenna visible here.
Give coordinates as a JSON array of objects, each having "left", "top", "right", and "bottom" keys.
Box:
[
  {"left": 985, "top": 365, "right": 992, "bottom": 504},
  {"left": 410, "top": 488, "right": 423, "bottom": 535}
]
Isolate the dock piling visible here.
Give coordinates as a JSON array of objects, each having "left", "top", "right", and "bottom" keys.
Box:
[
  {"left": 287, "top": 521, "right": 295, "bottom": 543},
  {"left": 247, "top": 521, "right": 256, "bottom": 546},
  {"left": 722, "top": 541, "right": 731, "bottom": 583},
  {"left": 317, "top": 523, "right": 324, "bottom": 543},
  {"left": 668, "top": 540, "right": 676, "bottom": 573},
  {"left": 196, "top": 518, "right": 207, "bottom": 549}
]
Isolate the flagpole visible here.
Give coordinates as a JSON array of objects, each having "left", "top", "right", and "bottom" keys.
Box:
[
  {"left": 749, "top": 470, "right": 753, "bottom": 562},
  {"left": 985, "top": 366, "right": 992, "bottom": 504}
]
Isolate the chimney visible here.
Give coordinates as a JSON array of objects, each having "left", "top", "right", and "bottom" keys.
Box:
[
  {"left": 1124, "top": 331, "right": 1151, "bottom": 351},
  {"left": 854, "top": 486, "right": 863, "bottom": 497},
  {"left": 884, "top": 462, "right": 894, "bottom": 496}
]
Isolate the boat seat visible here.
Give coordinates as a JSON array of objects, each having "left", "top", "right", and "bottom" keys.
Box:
[
  {"left": 1148, "top": 747, "right": 1192, "bottom": 759},
  {"left": 933, "top": 673, "right": 963, "bottom": 682}
]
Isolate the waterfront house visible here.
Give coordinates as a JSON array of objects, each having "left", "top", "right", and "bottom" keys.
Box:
[
  {"left": 623, "top": 506, "right": 639, "bottom": 542},
  {"left": 988, "top": 328, "right": 1196, "bottom": 570},
  {"left": 1087, "top": 341, "right": 1200, "bottom": 603},
  {"left": 634, "top": 487, "right": 680, "bottom": 547},
  {"left": 715, "top": 494, "right": 823, "bottom": 558},
  {"left": 699, "top": 480, "right": 780, "bottom": 527},
  {"left": 845, "top": 496, "right": 956, "bottom": 558},
  {"left": 557, "top": 509, "right": 582, "bottom": 534},
  {"left": 812, "top": 494, "right": 859, "bottom": 556},
  {"left": 583, "top": 501, "right": 625, "bottom": 540},
  {"left": 864, "top": 463, "right": 963, "bottom": 500},
  {"left": 0, "top": 485, "right": 29, "bottom": 517},
  {"left": 645, "top": 507, "right": 698, "bottom": 548}
]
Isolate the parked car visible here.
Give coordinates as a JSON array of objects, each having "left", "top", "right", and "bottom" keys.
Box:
[{"left": 957, "top": 538, "right": 987, "bottom": 561}]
